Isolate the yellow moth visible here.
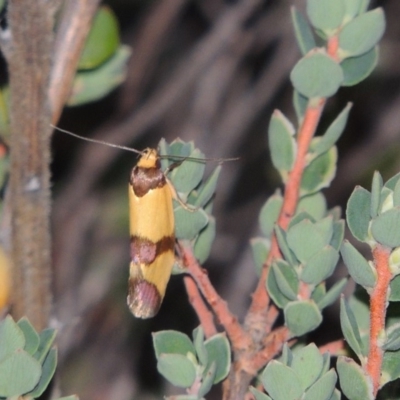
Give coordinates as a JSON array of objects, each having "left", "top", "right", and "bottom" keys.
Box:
[
  {"left": 51, "top": 126, "right": 236, "bottom": 319},
  {"left": 127, "top": 148, "right": 175, "bottom": 318}
]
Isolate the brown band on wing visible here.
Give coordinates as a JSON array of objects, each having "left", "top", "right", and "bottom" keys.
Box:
[
  {"left": 127, "top": 277, "right": 161, "bottom": 318},
  {"left": 130, "top": 162, "right": 166, "bottom": 197},
  {"left": 131, "top": 235, "right": 175, "bottom": 265}
]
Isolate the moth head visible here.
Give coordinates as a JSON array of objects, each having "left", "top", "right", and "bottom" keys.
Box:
[{"left": 137, "top": 148, "right": 159, "bottom": 169}]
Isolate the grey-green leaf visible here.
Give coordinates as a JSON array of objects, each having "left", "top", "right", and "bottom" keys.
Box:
[
  {"left": 251, "top": 238, "right": 270, "bottom": 277},
  {"left": 259, "top": 194, "right": 283, "bottom": 237},
  {"left": 303, "top": 369, "right": 337, "bottom": 400},
  {"left": 204, "top": 333, "right": 231, "bottom": 383},
  {"left": 34, "top": 328, "right": 56, "bottom": 363},
  {"left": 175, "top": 205, "right": 208, "bottom": 240},
  {"left": 371, "top": 207, "right": 400, "bottom": 248},
  {"left": 346, "top": 186, "right": 371, "bottom": 242},
  {"left": 313, "top": 103, "right": 352, "bottom": 158},
  {"left": 153, "top": 330, "right": 196, "bottom": 359},
  {"left": 383, "top": 323, "right": 400, "bottom": 351},
  {"left": 268, "top": 110, "right": 296, "bottom": 173},
  {"left": 301, "top": 147, "right": 337, "bottom": 196},
  {"left": 275, "top": 225, "right": 297, "bottom": 266},
  {"left": 17, "top": 317, "right": 39, "bottom": 356},
  {"left": 157, "top": 353, "right": 197, "bottom": 388},
  {"left": 194, "top": 216, "right": 215, "bottom": 264},
  {"left": 284, "top": 300, "right": 323, "bottom": 336},
  {"left": 0, "top": 316, "right": 25, "bottom": 362},
  {"left": 336, "top": 356, "right": 374, "bottom": 400},
  {"left": 261, "top": 360, "right": 303, "bottom": 400},
  {"left": 340, "top": 296, "right": 363, "bottom": 358},
  {"left": 193, "top": 166, "right": 221, "bottom": 208},
  {"left": 266, "top": 267, "right": 292, "bottom": 309},
  {"left": 297, "top": 192, "right": 327, "bottom": 221},
  {"left": 249, "top": 386, "right": 272, "bottom": 400},
  {"left": 68, "top": 46, "right": 131, "bottom": 106},
  {"left": 291, "top": 343, "right": 323, "bottom": 391},
  {"left": 293, "top": 90, "right": 308, "bottom": 123},
  {"left": 192, "top": 326, "right": 207, "bottom": 366},
  {"left": 291, "top": 7, "right": 316, "bottom": 55},
  {"left": 338, "top": 8, "right": 385, "bottom": 58},
  {"left": 272, "top": 261, "right": 299, "bottom": 301},
  {"left": 317, "top": 278, "right": 348, "bottom": 310},
  {"left": 301, "top": 246, "right": 339, "bottom": 285},
  {"left": 341, "top": 46, "right": 379, "bottom": 86},
  {"left": 198, "top": 361, "right": 216, "bottom": 398},
  {"left": 290, "top": 52, "right": 344, "bottom": 98},
  {"left": 0, "top": 349, "right": 41, "bottom": 397},
  {"left": 307, "top": 0, "right": 345, "bottom": 32},
  {"left": 26, "top": 348, "right": 57, "bottom": 397},
  {"left": 370, "top": 171, "right": 383, "bottom": 218},
  {"left": 340, "top": 240, "right": 376, "bottom": 288},
  {"left": 381, "top": 349, "right": 400, "bottom": 386}
]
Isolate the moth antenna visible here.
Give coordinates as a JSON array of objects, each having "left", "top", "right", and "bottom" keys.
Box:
[{"left": 51, "top": 124, "right": 144, "bottom": 156}]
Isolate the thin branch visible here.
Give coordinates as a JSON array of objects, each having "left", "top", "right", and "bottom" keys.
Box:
[
  {"left": 49, "top": 0, "right": 100, "bottom": 123},
  {"left": 181, "top": 242, "right": 253, "bottom": 350},
  {"left": 184, "top": 275, "right": 217, "bottom": 338}
]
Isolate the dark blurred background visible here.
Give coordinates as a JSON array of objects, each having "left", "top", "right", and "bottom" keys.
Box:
[{"left": 50, "top": 0, "right": 400, "bottom": 398}]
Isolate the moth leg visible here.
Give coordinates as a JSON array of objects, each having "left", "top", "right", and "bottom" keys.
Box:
[{"left": 166, "top": 179, "right": 198, "bottom": 212}]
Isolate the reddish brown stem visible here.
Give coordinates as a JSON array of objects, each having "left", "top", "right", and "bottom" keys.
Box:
[
  {"left": 181, "top": 243, "right": 253, "bottom": 350},
  {"left": 184, "top": 275, "right": 217, "bottom": 338},
  {"left": 367, "top": 244, "right": 392, "bottom": 396}
]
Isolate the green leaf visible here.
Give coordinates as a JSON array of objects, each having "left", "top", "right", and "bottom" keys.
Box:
[
  {"left": 259, "top": 194, "right": 283, "bottom": 237},
  {"left": 338, "top": 8, "right": 386, "bottom": 58},
  {"left": 26, "top": 348, "right": 57, "bottom": 397},
  {"left": 0, "top": 316, "right": 25, "bottom": 362},
  {"left": 194, "top": 216, "right": 215, "bottom": 264},
  {"left": 68, "top": 46, "right": 131, "bottom": 106},
  {"left": 336, "top": 356, "right": 374, "bottom": 400},
  {"left": 297, "top": 192, "right": 327, "bottom": 221},
  {"left": 266, "top": 267, "right": 292, "bottom": 309},
  {"left": 193, "top": 166, "right": 221, "bottom": 208},
  {"left": 284, "top": 300, "right": 323, "bottom": 336},
  {"left": 290, "top": 51, "right": 343, "bottom": 98},
  {"left": 291, "top": 7, "right": 316, "bottom": 55},
  {"left": 251, "top": 238, "right": 270, "bottom": 277},
  {"left": 291, "top": 344, "right": 323, "bottom": 391},
  {"left": 330, "top": 220, "right": 345, "bottom": 251},
  {"left": 340, "top": 296, "right": 363, "bottom": 358},
  {"left": 174, "top": 205, "right": 208, "bottom": 240},
  {"left": 268, "top": 110, "right": 296, "bottom": 174},
  {"left": 56, "top": 396, "right": 79, "bottom": 400},
  {"left": 340, "top": 240, "right": 376, "bottom": 288},
  {"left": 383, "top": 323, "right": 400, "bottom": 351},
  {"left": 272, "top": 261, "right": 299, "bottom": 301},
  {"left": 341, "top": 46, "right": 379, "bottom": 86},
  {"left": 301, "top": 146, "right": 337, "bottom": 196},
  {"left": 381, "top": 350, "right": 400, "bottom": 386},
  {"left": 170, "top": 149, "right": 205, "bottom": 194},
  {"left": 204, "top": 333, "right": 231, "bottom": 383},
  {"left": 385, "top": 172, "right": 400, "bottom": 191},
  {"left": 393, "top": 179, "right": 400, "bottom": 207},
  {"left": 287, "top": 219, "right": 332, "bottom": 264},
  {"left": 0, "top": 349, "right": 41, "bottom": 397},
  {"left": 346, "top": 186, "right": 371, "bottom": 242},
  {"left": 249, "top": 386, "right": 272, "bottom": 400},
  {"left": 157, "top": 353, "right": 197, "bottom": 388},
  {"left": 198, "top": 362, "right": 216, "bottom": 398},
  {"left": 303, "top": 369, "right": 337, "bottom": 400},
  {"left": 153, "top": 331, "right": 196, "bottom": 359},
  {"left": 34, "top": 328, "right": 56, "bottom": 364},
  {"left": 301, "top": 246, "right": 339, "bottom": 285},
  {"left": 275, "top": 225, "right": 297, "bottom": 266},
  {"left": 78, "top": 7, "right": 120, "bottom": 70},
  {"left": 389, "top": 275, "right": 400, "bottom": 301},
  {"left": 370, "top": 171, "right": 383, "bottom": 218},
  {"left": 17, "top": 317, "right": 39, "bottom": 356},
  {"left": 317, "top": 278, "right": 348, "bottom": 310},
  {"left": 313, "top": 103, "right": 352, "bottom": 158},
  {"left": 307, "top": 0, "right": 345, "bottom": 32},
  {"left": 371, "top": 208, "right": 400, "bottom": 248},
  {"left": 344, "top": 0, "right": 365, "bottom": 20},
  {"left": 311, "top": 283, "right": 326, "bottom": 304},
  {"left": 261, "top": 361, "right": 304, "bottom": 400},
  {"left": 293, "top": 90, "right": 308, "bottom": 123},
  {"left": 192, "top": 326, "right": 207, "bottom": 366}
]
